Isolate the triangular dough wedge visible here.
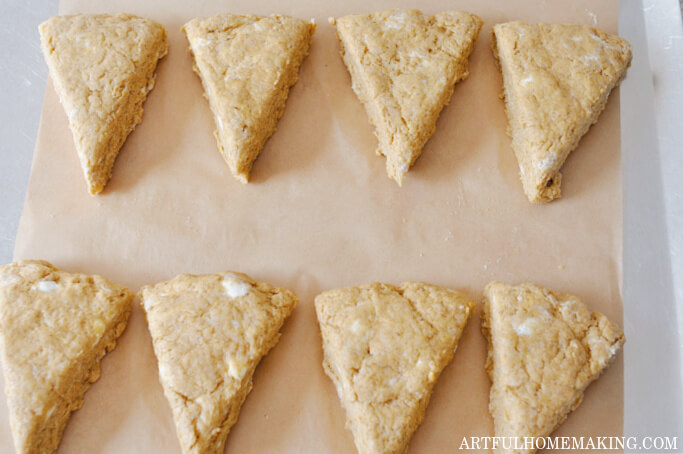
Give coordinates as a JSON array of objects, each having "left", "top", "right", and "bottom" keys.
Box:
[
  {"left": 183, "top": 15, "right": 315, "bottom": 183},
  {"left": 315, "top": 282, "right": 475, "bottom": 454},
  {"left": 331, "top": 10, "right": 482, "bottom": 185},
  {"left": 492, "top": 22, "right": 632, "bottom": 203},
  {"left": 481, "top": 282, "right": 624, "bottom": 454},
  {"left": 0, "top": 260, "right": 133, "bottom": 454},
  {"left": 140, "top": 271, "right": 298, "bottom": 454},
  {"left": 39, "top": 14, "right": 168, "bottom": 195}
]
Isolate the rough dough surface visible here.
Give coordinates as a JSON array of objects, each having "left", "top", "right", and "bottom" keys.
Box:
[
  {"left": 481, "top": 282, "right": 625, "bottom": 454},
  {"left": 39, "top": 13, "right": 168, "bottom": 195},
  {"left": 491, "top": 22, "right": 632, "bottom": 203},
  {"left": 331, "top": 9, "right": 482, "bottom": 185},
  {"left": 183, "top": 14, "right": 315, "bottom": 183},
  {"left": 315, "top": 282, "right": 475, "bottom": 454},
  {"left": 0, "top": 260, "right": 133, "bottom": 454},
  {"left": 140, "top": 271, "right": 298, "bottom": 454}
]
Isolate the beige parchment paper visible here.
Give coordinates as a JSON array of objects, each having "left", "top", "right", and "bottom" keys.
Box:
[{"left": 1, "top": 0, "right": 624, "bottom": 452}]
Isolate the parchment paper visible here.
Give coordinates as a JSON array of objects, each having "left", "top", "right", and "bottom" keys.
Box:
[{"left": 1, "top": 0, "right": 623, "bottom": 452}]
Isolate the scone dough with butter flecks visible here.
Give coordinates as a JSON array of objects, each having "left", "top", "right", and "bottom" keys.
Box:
[
  {"left": 0, "top": 260, "right": 133, "bottom": 454},
  {"left": 315, "top": 282, "right": 475, "bottom": 454},
  {"left": 183, "top": 14, "right": 315, "bottom": 183},
  {"left": 492, "top": 22, "right": 632, "bottom": 203},
  {"left": 140, "top": 271, "right": 298, "bottom": 454},
  {"left": 331, "top": 10, "right": 482, "bottom": 185},
  {"left": 481, "top": 282, "right": 625, "bottom": 454},
  {"left": 39, "top": 14, "right": 168, "bottom": 195}
]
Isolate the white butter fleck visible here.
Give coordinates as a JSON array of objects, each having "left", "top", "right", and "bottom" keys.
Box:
[
  {"left": 387, "top": 375, "right": 401, "bottom": 387},
  {"left": 195, "top": 395, "right": 211, "bottom": 409},
  {"left": 0, "top": 273, "right": 20, "bottom": 286},
  {"left": 427, "top": 362, "right": 437, "bottom": 381},
  {"left": 66, "top": 109, "right": 78, "bottom": 125},
  {"left": 558, "top": 299, "right": 575, "bottom": 310},
  {"left": 92, "top": 318, "right": 106, "bottom": 337},
  {"left": 581, "top": 53, "right": 601, "bottom": 66},
  {"left": 140, "top": 80, "right": 154, "bottom": 95},
  {"left": 514, "top": 318, "right": 537, "bottom": 336},
  {"left": 520, "top": 75, "right": 534, "bottom": 86},
  {"left": 537, "top": 153, "right": 557, "bottom": 171},
  {"left": 227, "top": 357, "right": 247, "bottom": 380},
  {"left": 37, "top": 280, "right": 58, "bottom": 292},
  {"left": 546, "top": 292, "right": 559, "bottom": 306},
  {"left": 159, "top": 362, "right": 170, "bottom": 379},
  {"left": 608, "top": 341, "right": 620, "bottom": 356},
  {"left": 216, "top": 115, "right": 226, "bottom": 133},
  {"left": 222, "top": 277, "right": 251, "bottom": 298},
  {"left": 384, "top": 11, "right": 407, "bottom": 30},
  {"left": 350, "top": 319, "right": 364, "bottom": 334},
  {"left": 193, "top": 37, "right": 213, "bottom": 48}
]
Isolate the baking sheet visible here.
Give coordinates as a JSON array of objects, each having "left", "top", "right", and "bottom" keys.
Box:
[
  {"left": 619, "top": 0, "right": 683, "bottom": 446},
  {"left": 1, "top": 0, "right": 624, "bottom": 452}
]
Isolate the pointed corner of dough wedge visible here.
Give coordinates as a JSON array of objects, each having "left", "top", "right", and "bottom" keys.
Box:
[
  {"left": 139, "top": 271, "right": 298, "bottom": 454},
  {"left": 481, "top": 281, "right": 625, "bottom": 454},
  {"left": 0, "top": 260, "right": 133, "bottom": 454},
  {"left": 491, "top": 22, "right": 632, "bottom": 203},
  {"left": 39, "top": 13, "right": 168, "bottom": 195},
  {"left": 332, "top": 9, "right": 483, "bottom": 185},
  {"left": 315, "top": 281, "right": 475, "bottom": 453},
  {"left": 182, "top": 14, "right": 316, "bottom": 183}
]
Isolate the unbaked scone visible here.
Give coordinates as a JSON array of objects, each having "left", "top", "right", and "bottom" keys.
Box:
[
  {"left": 315, "top": 282, "right": 475, "bottom": 454},
  {"left": 140, "top": 271, "right": 298, "bottom": 454},
  {"left": 492, "top": 22, "right": 632, "bottom": 203},
  {"left": 183, "top": 14, "right": 315, "bottom": 183},
  {"left": 331, "top": 10, "right": 482, "bottom": 185},
  {"left": 39, "top": 14, "right": 168, "bottom": 195},
  {"left": 481, "top": 282, "right": 624, "bottom": 454},
  {"left": 0, "top": 260, "right": 133, "bottom": 454}
]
